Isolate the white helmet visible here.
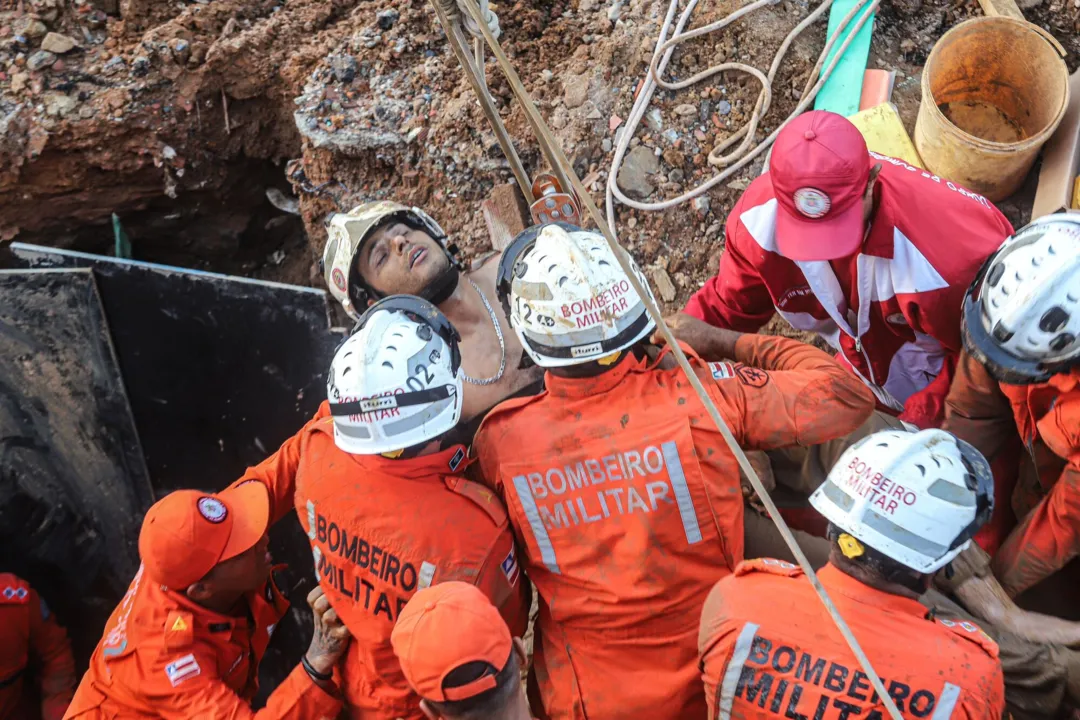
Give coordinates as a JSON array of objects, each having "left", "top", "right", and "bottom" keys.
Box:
[
  {"left": 496, "top": 223, "right": 656, "bottom": 368},
  {"left": 963, "top": 213, "right": 1080, "bottom": 384},
  {"left": 809, "top": 428, "right": 993, "bottom": 573},
  {"left": 322, "top": 201, "right": 460, "bottom": 320},
  {"left": 326, "top": 296, "right": 463, "bottom": 455}
]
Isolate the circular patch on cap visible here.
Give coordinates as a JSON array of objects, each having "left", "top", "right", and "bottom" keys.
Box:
[
  {"left": 331, "top": 268, "right": 347, "bottom": 292},
  {"left": 197, "top": 497, "right": 228, "bottom": 524},
  {"left": 793, "top": 187, "right": 831, "bottom": 219}
]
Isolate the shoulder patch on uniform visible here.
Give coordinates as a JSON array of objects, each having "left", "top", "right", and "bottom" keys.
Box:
[
  {"left": 935, "top": 617, "right": 999, "bottom": 659},
  {"left": 164, "top": 653, "right": 201, "bottom": 687},
  {"left": 734, "top": 363, "right": 770, "bottom": 388},
  {"left": 708, "top": 362, "right": 736, "bottom": 380},
  {"left": 500, "top": 547, "right": 520, "bottom": 587},
  {"left": 445, "top": 476, "right": 508, "bottom": 526},
  {"left": 164, "top": 611, "right": 195, "bottom": 650},
  {"left": 735, "top": 558, "right": 803, "bottom": 578},
  {"left": 0, "top": 579, "right": 30, "bottom": 605}
]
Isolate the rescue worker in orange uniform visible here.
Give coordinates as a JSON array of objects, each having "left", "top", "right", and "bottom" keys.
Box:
[
  {"left": 391, "top": 582, "right": 533, "bottom": 720},
  {"left": 943, "top": 213, "right": 1080, "bottom": 599},
  {"left": 236, "top": 295, "right": 530, "bottom": 720},
  {"left": 699, "top": 427, "right": 1005, "bottom": 720},
  {"left": 64, "top": 485, "right": 350, "bottom": 720},
  {"left": 472, "top": 223, "right": 877, "bottom": 719},
  {"left": 0, "top": 574, "right": 75, "bottom": 720}
]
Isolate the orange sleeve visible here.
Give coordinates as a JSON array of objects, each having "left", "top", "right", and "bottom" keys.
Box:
[
  {"left": 992, "top": 461, "right": 1080, "bottom": 598},
  {"left": 145, "top": 661, "right": 341, "bottom": 720},
  {"left": 942, "top": 351, "right": 1018, "bottom": 461},
  {"left": 720, "top": 334, "right": 876, "bottom": 449},
  {"left": 473, "top": 530, "right": 531, "bottom": 639},
  {"left": 697, "top": 578, "right": 737, "bottom": 720},
  {"left": 233, "top": 405, "right": 329, "bottom": 525},
  {"left": 27, "top": 590, "right": 75, "bottom": 720}
]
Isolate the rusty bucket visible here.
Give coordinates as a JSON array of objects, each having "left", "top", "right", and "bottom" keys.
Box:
[{"left": 914, "top": 16, "right": 1069, "bottom": 201}]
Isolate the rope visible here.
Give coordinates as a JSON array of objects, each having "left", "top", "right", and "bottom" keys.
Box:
[
  {"left": 429, "top": 0, "right": 533, "bottom": 200},
  {"left": 445, "top": 1, "right": 903, "bottom": 717},
  {"left": 605, "top": 0, "right": 878, "bottom": 233}
]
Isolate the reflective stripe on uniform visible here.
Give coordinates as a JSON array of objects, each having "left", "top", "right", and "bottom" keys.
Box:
[
  {"left": 718, "top": 622, "right": 759, "bottom": 720},
  {"left": 661, "top": 441, "right": 702, "bottom": 544},
  {"left": 931, "top": 682, "right": 961, "bottom": 719},
  {"left": 512, "top": 474, "right": 560, "bottom": 574}
]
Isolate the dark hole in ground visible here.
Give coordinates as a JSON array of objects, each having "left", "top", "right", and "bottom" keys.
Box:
[{"left": 12, "top": 156, "right": 313, "bottom": 286}]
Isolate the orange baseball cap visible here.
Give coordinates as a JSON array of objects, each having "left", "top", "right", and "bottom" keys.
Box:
[
  {"left": 391, "top": 582, "right": 513, "bottom": 703},
  {"left": 138, "top": 482, "right": 270, "bottom": 590}
]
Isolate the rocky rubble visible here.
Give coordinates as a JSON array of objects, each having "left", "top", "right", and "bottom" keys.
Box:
[{"left": 0, "top": 0, "right": 1075, "bottom": 303}]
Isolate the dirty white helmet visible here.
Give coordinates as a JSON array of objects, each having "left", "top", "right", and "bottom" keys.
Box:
[
  {"left": 322, "top": 201, "right": 459, "bottom": 319},
  {"left": 963, "top": 213, "right": 1080, "bottom": 385},
  {"left": 327, "top": 296, "right": 463, "bottom": 455},
  {"left": 809, "top": 428, "right": 993, "bottom": 573},
  {"left": 496, "top": 223, "right": 656, "bottom": 368}
]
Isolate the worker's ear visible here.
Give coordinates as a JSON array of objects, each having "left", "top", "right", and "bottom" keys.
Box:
[
  {"left": 419, "top": 700, "right": 442, "bottom": 720},
  {"left": 185, "top": 581, "right": 214, "bottom": 603},
  {"left": 512, "top": 637, "right": 528, "bottom": 667}
]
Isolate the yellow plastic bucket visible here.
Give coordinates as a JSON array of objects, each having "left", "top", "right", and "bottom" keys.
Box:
[{"left": 914, "top": 16, "right": 1069, "bottom": 202}]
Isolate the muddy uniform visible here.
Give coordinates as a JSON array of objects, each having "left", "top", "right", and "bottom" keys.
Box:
[
  {"left": 64, "top": 565, "right": 339, "bottom": 720},
  {"left": 0, "top": 575, "right": 75, "bottom": 720},
  {"left": 699, "top": 560, "right": 1005, "bottom": 720},
  {"left": 238, "top": 402, "right": 530, "bottom": 720},
  {"left": 744, "top": 398, "right": 1077, "bottom": 718},
  {"left": 943, "top": 351, "right": 1080, "bottom": 598},
  {"left": 473, "top": 334, "right": 875, "bottom": 720}
]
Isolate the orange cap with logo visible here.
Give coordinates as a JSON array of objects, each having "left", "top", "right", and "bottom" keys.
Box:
[
  {"left": 391, "top": 582, "right": 513, "bottom": 702},
  {"left": 138, "top": 482, "right": 270, "bottom": 590}
]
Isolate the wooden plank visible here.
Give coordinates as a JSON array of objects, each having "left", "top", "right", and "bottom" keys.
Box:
[
  {"left": 977, "top": 0, "right": 1025, "bottom": 21},
  {"left": 1032, "top": 69, "right": 1080, "bottom": 218},
  {"left": 848, "top": 103, "right": 925, "bottom": 168},
  {"left": 813, "top": 0, "right": 877, "bottom": 117},
  {"left": 482, "top": 183, "right": 531, "bottom": 252}
]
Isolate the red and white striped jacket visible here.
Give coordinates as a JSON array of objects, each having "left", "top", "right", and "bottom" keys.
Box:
[{"left": 685, "top": 152, "right": 1014, "bottom": 428}]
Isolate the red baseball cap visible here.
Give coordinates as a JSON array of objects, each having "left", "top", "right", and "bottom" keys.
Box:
[
  {"left": 391, "top": 582, "right": 513, "bottom": 703},
  {"left": 770, "top": 110, "right": 871, "bottom": 261},
  {"left": 138, "top": 482, "right": 270, "bottom": 589}
]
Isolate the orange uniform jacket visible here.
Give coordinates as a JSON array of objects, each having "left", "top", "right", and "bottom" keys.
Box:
[
  {"left": 65, "top": 507, "right": 342, "bottom": 720},
  {"left": 698, "top": 560, "right": 1006, "bottom": 720},
  {"left": 943, "top": 350, "right": 1080, "bottom": 596},
  {"left": 0, "top": 575, "right": 76, "bottom": 720},
  {"left": 472, "top": 335, "right": 876, "bottom": 720},
  {"left": 237, "top": 402, "right": 530, "bottom": 720}
]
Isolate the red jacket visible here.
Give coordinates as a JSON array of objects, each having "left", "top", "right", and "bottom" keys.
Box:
[
  {"left": 0, "top": 575, "right": 75, "bottom": 720},
  {"left": 685, "top": 152, "right": 1012, "bottom": 429},
  {"left": 473, "top": 336, "right": 875, "bottom": 720},
  {"left": 238, "top": 402, "right": 530, "bottom": 720}
]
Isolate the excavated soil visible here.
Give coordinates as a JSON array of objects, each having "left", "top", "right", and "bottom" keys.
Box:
[{"left": 0, "top": 0, "right": 1077, "bottom": 312}]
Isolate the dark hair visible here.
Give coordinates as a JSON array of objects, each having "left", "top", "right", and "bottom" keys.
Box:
[
  {"left": 826, "top": 523, "right": 926, "bottom": 593},
  {"left": 425, "top": 649, "right": 520, "bottom": 719}
]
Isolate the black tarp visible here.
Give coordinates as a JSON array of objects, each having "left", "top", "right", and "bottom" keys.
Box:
[
  {"left": 0, "top": 269, "right": 153, "bottom": 662},
  {"left": 5, "top": 246, "right": 345, "bottom": 695}
]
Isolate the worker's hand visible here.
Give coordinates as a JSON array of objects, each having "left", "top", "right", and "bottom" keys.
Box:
[
  {"left": 305, "top": 586, "right": 351, "bottom": 677},
  {"left": 740, "top": 451, "right": 776, "bottom": 514},
  {"left": 651, "top": 312, "right": 741, "bottom": 361}
]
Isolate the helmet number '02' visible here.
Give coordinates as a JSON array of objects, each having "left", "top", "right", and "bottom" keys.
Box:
[{"left": 406, "top": 364, "right": 435, "bottom": 393}]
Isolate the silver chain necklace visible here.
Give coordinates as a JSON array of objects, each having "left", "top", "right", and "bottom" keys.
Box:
[{"left": 460, "top": 277, "right": 506, "bottom": 386}]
